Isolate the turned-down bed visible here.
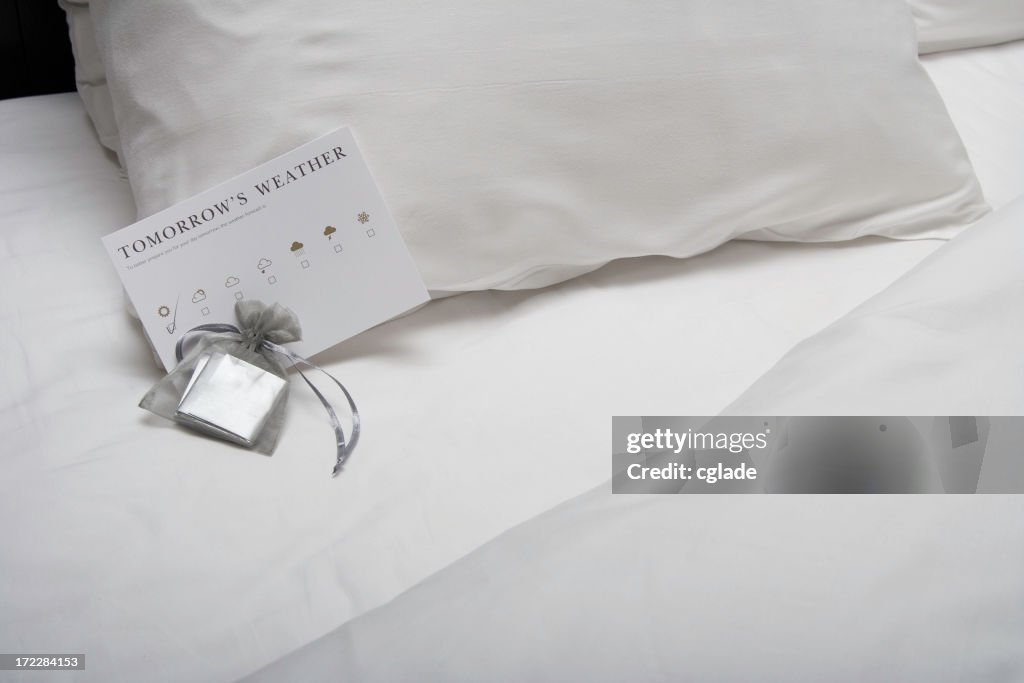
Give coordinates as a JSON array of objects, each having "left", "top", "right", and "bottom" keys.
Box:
[{"left": 1, "top": 10, "right": 1022, "bottom": 683}]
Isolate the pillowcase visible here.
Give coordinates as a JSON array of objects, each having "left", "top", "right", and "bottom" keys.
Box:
[
  {"left": 58, "top": 0, "right": 122, "bottom": 161},
  {"left": 91, "top": 0, "right": 987, "bottom": 293},
  {"left": 908, "top": 0, "right": 1024, "bottom": 53}
]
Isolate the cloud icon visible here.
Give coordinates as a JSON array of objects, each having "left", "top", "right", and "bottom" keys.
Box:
[
  {"left": 257, "top": 258, "right": 273, "bottom": 273},
  {"left": 323, "top": 226, "right": 336, "bottom": 239},
  {"left": 225, "top": 276, "right": 240, "bottom": 287},
  {"left": 290, "top": 241, "right": 304, "bottom": 252},
  {"left": 192, "top": 289, "right": 206, "bottom": 303}
]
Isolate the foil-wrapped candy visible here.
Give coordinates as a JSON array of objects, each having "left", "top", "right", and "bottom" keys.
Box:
[{"left": 175, "top": 352, "right": 288, "bottom": 447}]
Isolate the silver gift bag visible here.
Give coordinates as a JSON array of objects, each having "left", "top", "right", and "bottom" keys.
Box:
[
  {"left": 140, "top": 300, "right": 360, "bottom": 475},
  {"left": 139, "top": 300, "right": 300, "bottom": 455}
]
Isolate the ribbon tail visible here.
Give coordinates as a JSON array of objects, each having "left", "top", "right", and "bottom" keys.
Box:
[{"left": 263, "top": 342, "right": 360, "bottom": 478}]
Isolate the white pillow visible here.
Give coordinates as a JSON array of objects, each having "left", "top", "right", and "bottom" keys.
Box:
[
  {"left": 908, "top": 0, "right": 1024, "bottom": 53},
  {"left": 91, "top": 0, "right": 987, "bottom": 293},
  {"left": 57, "top": 0, "right": 122, "bottom": 161}
]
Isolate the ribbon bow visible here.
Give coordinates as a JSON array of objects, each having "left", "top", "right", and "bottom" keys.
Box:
[{"left": 174, "top": 301, "right": 360, "bottom": 477}]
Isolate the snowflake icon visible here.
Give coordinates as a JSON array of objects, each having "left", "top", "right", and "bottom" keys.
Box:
[{"left": 357, "top": 212, "right": 370, "bottom": 224}]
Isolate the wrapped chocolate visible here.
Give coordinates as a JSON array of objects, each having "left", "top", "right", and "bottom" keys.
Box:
[
  {"left": 140, "top": 300, "right": 359, "bottom": 475},
  {"left": 176, "top": 352, "right": 288, "bottom": 448}
]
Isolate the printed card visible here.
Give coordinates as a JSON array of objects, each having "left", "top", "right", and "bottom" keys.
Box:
[{"left": 102, "top": 128, "right": 429, "bottom": 370}]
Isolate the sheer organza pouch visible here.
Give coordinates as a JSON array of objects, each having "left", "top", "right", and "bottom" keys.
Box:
[{"left": 139, "top": 300, "right": 301, "bottom": 455}]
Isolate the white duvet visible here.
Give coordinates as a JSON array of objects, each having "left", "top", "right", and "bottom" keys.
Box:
[
  {"left": 246, "top": 198, "right": 1024, "bottom": 683},
  {"left": 248, "top": 492, "right": 1024, "bottom": 682}
]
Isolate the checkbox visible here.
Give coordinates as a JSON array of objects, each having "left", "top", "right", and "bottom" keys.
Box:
[
  {"left": 201, "top": 306, "right": 210, "bottom": 316},
  {"left": 268, "top": 275, "right": 277, "bottom": 284},
  {"left": 333, "top": 244, "right": 343, "bottom": 253},
  {"left": 365, "top": 228, "right": 375, "bottom": 238},
  {"left": 301, "top": 259, "right": 310, "bottom": 269},
  {"left": 234, "top": 291, "right": 244, "bottom": 300}
]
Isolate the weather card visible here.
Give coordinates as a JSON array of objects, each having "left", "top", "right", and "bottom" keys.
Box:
[{"left": 102, "top": 127, "right": 430, "bottom": 371}]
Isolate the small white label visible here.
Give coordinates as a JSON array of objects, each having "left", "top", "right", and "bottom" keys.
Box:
[{"left": 102, "top": 127, "right": 429, "bottom": 370}]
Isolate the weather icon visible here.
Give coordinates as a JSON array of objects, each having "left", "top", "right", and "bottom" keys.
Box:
[
  {"left": 225, "top": 276, "right": 240, "bottom": 287},
  {"left": 323, "top": 226, "right": 336, "bottom": 240},
  {"left": 357, "top": 212, "right": 370, "bottom": 224},
  {"left": 192, "top": 289, "right": 206, "bottom": 303},
  {"left": 257, "top": 258, "right": 273, "bottom": 273},
  {"left": 157, "top": 305, "right": 171, "bottom": 317},
  {"left": 290, "top": 241, "right": 305, "bottom": 256}
]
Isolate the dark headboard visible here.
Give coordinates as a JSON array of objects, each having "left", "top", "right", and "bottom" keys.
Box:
[{"left": 0, "top": 0, "right": 75, "bottom": 100}]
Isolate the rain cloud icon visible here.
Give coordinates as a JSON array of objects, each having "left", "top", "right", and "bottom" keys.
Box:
[
  {"left": 192, "top": 289, "right": 206, "bottom": 303},
  {"left": 257, "top": 258, "right": 273, "bottom": 273},
  {"left": 225, "top": 276, "right": 240, "bottom": 287}
]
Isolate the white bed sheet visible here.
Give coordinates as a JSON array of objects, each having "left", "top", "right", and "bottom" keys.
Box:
[
  {"left": 1, "top": 39, "right": 1022, "bottom": 683},
  {"left": 726, "top": 195, "right": 1024, "bottom": 416},
  {"left": 246, "top": 492, "right": 1024, "bottom": 683},
  {"left": 921, "top": 39, "right": 1024, "bottom": 210}
]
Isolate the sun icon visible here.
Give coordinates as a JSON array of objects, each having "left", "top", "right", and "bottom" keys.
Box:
[{"left": 157, "top": 305, "right": 171, "bottom": 317}]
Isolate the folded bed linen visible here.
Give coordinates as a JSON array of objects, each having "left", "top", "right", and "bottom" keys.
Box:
[
  {"left": 245, "top": 492, "right": 1024, "bottom": 683},
  {"left": 921, "top": 39, "right": 1024, "bottom": 210},
  {"left": 245, "top": 198, "right": 1024, "bottom": 683},
  {"left": 2, "top": 38, "right": 1024, "bottom": 683},
  {"left": 726, "top": 195, "right": 1024, "bottom": 416}
]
